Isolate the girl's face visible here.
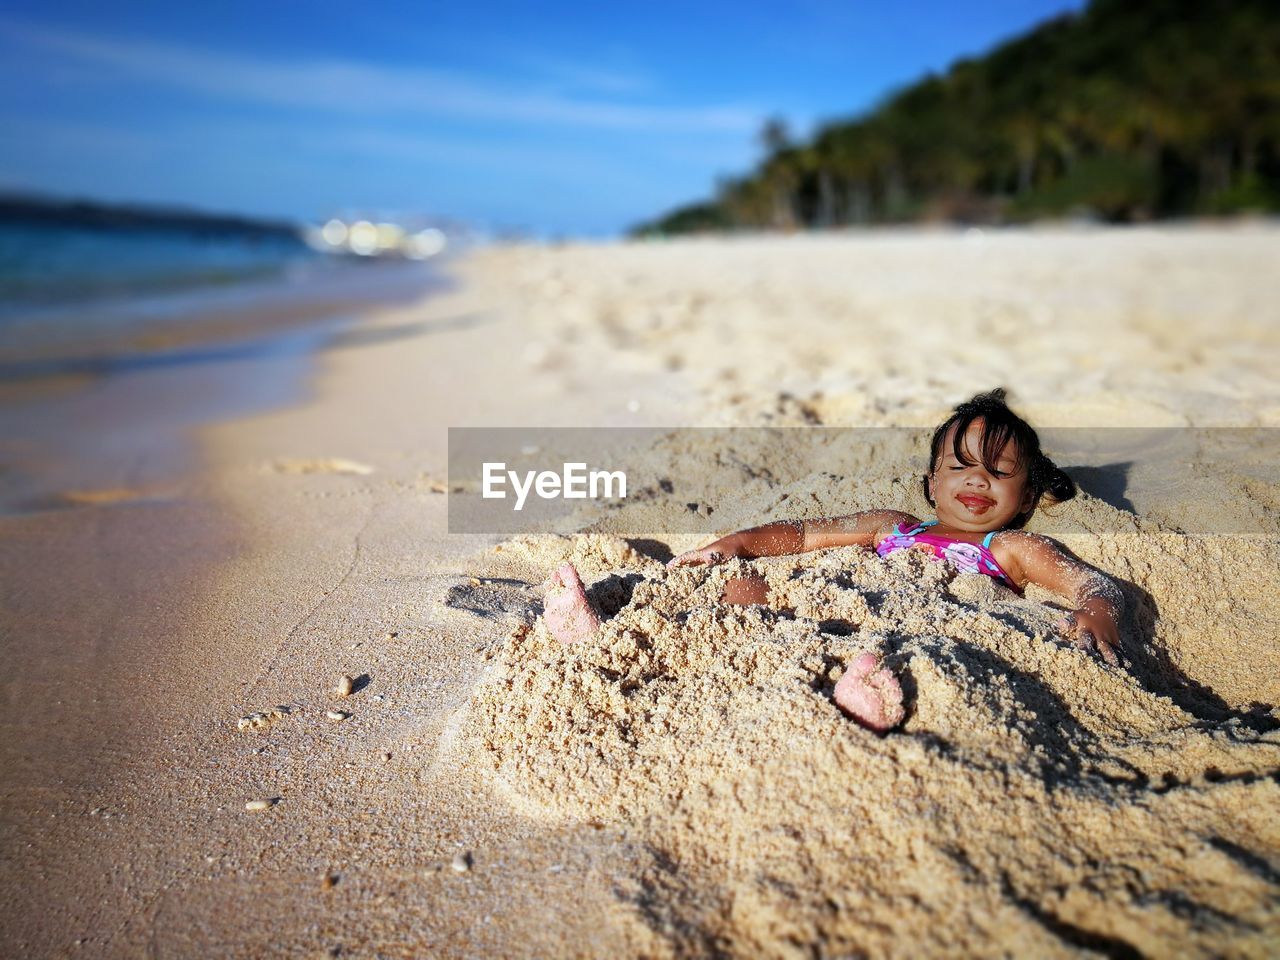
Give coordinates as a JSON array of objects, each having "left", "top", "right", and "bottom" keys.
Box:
[{"left": 927, "top": 419, "right": 1035, "bottom": 532}]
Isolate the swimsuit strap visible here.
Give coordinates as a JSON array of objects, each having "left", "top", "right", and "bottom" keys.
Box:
[{"left": 921, "top": 519, "right": 1000, "bottom": 550}]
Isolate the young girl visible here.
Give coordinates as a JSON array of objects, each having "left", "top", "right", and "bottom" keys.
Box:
[{"left": 543, "top": 389, "right": 1126, "bottom": 732}]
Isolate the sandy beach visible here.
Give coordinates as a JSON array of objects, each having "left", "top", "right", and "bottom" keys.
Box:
[{"left": 3, "top": 225, "right": 1279, "bottom": 957}]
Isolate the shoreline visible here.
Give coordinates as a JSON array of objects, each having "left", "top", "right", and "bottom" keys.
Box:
[
  {"left": 0, "top": 258, "right": 446, "bottom": 510},
  {"left": 0, "top": 259, "right": 460, "bottom": 955},
  {"left": 0, "top": 257, "right": 447, "bottom": 371},
  {"left": 3, "top": 226, "right": 1278, "bottom": 957}
]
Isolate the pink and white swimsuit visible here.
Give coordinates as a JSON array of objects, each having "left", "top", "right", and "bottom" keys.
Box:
[{"left": 876, "top": 519, "right": 1021, "bottom": 594}]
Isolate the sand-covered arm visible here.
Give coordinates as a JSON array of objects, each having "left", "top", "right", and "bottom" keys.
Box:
[
  {"left": 667, "top": 510, "right": 916, "bottom": 568},
  {"left": 1004, "top": 532, "right": 1125, "bottom": 665}
]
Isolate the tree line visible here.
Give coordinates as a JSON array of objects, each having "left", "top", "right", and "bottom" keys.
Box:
[{"left": 633, "top": 0, "right": 1280, "bottom": 235}]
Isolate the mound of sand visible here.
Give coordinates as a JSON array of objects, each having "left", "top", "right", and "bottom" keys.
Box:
[
  {"left": 424, "top": 231, "right": 1280, "bottom": 954},
  {"left": 450, "top": 506, "right": 1280, "bottom": 956}
]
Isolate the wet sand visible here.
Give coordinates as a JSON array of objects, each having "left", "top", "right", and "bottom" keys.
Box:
[{"left": 2, "top": 225, "right": 1278, "bottom": 957}]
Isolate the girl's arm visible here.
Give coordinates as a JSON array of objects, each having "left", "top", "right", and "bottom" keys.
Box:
[
  {"left": 1003, "top": 532, "right": 1125, "bottom": 665},
  {"left": 667, "top": 510, "right": 917, "bottom": 568}
]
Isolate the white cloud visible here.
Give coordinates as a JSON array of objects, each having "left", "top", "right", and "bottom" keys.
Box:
[
  {"left": 0, "top": 19, "right": 759, "bottom": 134},
  {"left": 511, "top": 52, "right": 653, "bottom": 95}
]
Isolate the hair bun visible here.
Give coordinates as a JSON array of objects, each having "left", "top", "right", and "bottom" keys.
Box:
[{"left": 1044, "top": 464, "right": 1077, "bottom": 503}]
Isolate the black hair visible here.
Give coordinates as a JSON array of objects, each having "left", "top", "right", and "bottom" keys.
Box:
[{"left": 921, "top": 387, "right": 1076, "bottom": 529}]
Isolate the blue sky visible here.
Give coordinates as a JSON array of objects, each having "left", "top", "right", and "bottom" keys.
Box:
[{"left": 0, "top": 1, "right": 1084, "bottom": 236}]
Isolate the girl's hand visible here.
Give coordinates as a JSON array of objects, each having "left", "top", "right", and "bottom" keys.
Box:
[
  {"left": 666, "top": 544, "right": 735, "bottom": 568},
  {"left": 1054, "top": 608, "right": 1121, "bottom": 666}
]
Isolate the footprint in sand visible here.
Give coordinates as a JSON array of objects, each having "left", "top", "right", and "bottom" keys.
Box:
[
  {"left": 443, "top": 577, "right": 540, "bottom": 626},
  {"left": 236, "top": 705, "right": 293, "bottom": 731},
  {"left": 268, "top": 458, "right": 375, "bottom": 476}
]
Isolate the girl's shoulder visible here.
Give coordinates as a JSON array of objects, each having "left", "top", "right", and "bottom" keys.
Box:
[{"left": 986, "top": 530, "right": 1068, "bottom": 589}]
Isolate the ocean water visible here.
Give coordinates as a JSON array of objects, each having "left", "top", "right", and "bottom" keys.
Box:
[
  {"left": 0, "top": 220, "right": 321, "bottom": 313},
  {"left": 0, "top": 212, "right": 455, "bottom": 382}
]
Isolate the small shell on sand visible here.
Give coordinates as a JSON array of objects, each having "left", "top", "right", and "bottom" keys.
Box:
[
  {"left": 334, "top": 675, "right": 354, "bottom": 697},
  {"left": 245, "top": 799, "right": 274, "bottom": 812},
  {"left": 326, "top": 709, "right": 350, "bottom": 722},
  {"left": 450, "top": 852, "right": 472, "bottom": 873},
  {"left": 321, "top": 873, "right": 338, "bottom": 889}
]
